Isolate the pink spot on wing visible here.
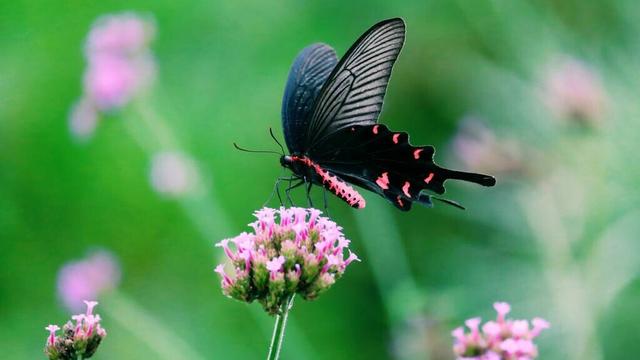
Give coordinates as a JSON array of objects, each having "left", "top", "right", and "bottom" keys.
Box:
[
  {"left": 402, "top": 182, "right": 411, "bottom": 197},
  {"left": 396, "top": 196, "right": 404, "bottom": 207},
  {"left": 376, "top": 172, "right": 390, "bottom": 190},
  {"left": 392, "top": 134, "right": 400, "bottom": 144},
  {"left": 413, "top": 148, "right": 423, "bottom": 159},
  {"left": 373, "top": 125, "right": 379, "bottom": 134},
  {"left": 424, "top": 173, "right": 434, "bottom": 184}
]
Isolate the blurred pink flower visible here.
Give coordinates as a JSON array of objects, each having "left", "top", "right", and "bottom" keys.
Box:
[
  {"left": 84, "top": 54, "right": 140, "bottom": 110},
  {"left": 68, "top": 98, "right": 98, "bottom": 141},
  {"left": 69, "top": 12, "right": 156, "bottom": 140},
  {"left": 149, "top": 151, "right": 199, "bottom": 197},
  {"left": 57, "top": 251, "right": 121, "bottom": 312},
  {"left": 451, "top": 117, "right": 527, "bottom": 177},
  {"left": 86, "top": 12, "right": 154, "bottom": 54},
  {"left": 541, "top": 56, "right": 607, "bottom": 126},
  {"left": 451, "top": 302, "right": 550, "bottom": 360}
]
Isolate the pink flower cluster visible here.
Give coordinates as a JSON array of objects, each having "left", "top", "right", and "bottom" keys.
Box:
[
  {"left": 214, "top": 207, "right": 359, "bottom": 314},
  {"left": 451, "top": 302, "right": 550, "bottom": 360},
  {"left": 149, "top": 151, "right": 200, "bottom": 197},
  {"left": 45, "top": 301, "right": 107, "bottom": 360},
  {"left": 57, "top": 251, "right": 121, "bottom": 313},
  {"left": 451, "top": 117, "right": 527, "bottom": 178},
  {"left": 541, "top": 56, "right": 607, "bottom": 126},
  {"left": 69, "top": 12, "right": 156, "bottom": 140}
]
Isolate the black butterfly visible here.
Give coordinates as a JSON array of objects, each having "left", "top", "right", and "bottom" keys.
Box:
[{"left": 277, "top": 18, "right": 495, "bottom": 211}]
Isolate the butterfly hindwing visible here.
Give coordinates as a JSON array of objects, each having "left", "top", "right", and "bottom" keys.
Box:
[
  {"left": 282, "top": 43, "right": 338, "bottom": 153},
  {"left": 304, "top": 18, "right": 406, "bottom": 149},
  {"left": 309, "top": 124, "right": 496, "bottom": 211}
]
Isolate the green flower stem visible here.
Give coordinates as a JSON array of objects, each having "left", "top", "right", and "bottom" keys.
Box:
[{"left": 267, "top": 295, "right": 295, "bottom": 360}]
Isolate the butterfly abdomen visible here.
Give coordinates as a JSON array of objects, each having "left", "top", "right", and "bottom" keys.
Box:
[{"left": 291, "top": 155, "right": 366, "bottom": 209}]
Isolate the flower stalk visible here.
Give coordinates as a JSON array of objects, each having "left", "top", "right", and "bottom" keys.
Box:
[{"left": 267, "top": 294, "right": 295, "bottom": 360}]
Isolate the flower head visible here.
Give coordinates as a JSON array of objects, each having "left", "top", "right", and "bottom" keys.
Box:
[
  {"left": 44, "top": 301, "right": 107, "bottom": 360},
  {"left": 68, "top": 12, "right": 156, "bottom": 140},
  {"left": 149, "top": 151, "right": 200, "bottom": 197},
  {"left": 541, "top": 56, "right": 607, "bottom": 127},
  {"left": 57, "top": 251, "right": 121, "bottom": 313},
  {"left": 213, "top": 207, "right": 359, "bottom": 314},
  {"left": 451, "top": 117, "right": 529, "bottom": 178},
  {"left": 451, "top": 302, "right": 550, "bottom": 360}
]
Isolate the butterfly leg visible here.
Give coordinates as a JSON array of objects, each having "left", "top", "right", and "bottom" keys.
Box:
[
  {"left": 285, "top": 179, "right": 305, "bottom": 206},
  {"left": 322, "top": 187, "right": 330, "bottom": 216},
  {"left": 305, "top": 178, "right": 314, "bottom": 208},
  {"left": 265, "top": 176, "right": 298, "bottom": 207}
]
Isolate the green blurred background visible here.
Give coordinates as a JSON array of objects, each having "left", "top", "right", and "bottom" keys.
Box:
[{"left": 2, "top": 0, "right": 640, "bottom": 359}]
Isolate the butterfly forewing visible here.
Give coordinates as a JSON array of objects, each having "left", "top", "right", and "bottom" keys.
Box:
[
  {"left": 281, "top": 43, "right": 338, "bottom": 153},
  {"left": 304, "top": 18, "right": 406, "bottom": 148}
]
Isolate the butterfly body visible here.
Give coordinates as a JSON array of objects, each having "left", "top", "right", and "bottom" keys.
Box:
[{"left": 279, "top": 18, "right": 495, "bottom": 211}]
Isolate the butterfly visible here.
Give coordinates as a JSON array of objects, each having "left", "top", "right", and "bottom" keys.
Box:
[{"left": 278, "top": 17, "right": 496, "bottom": 211}]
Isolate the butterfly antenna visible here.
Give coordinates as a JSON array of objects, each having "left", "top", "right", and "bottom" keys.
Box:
[
  {"left": 233, "top": 142, "right": 282, "bottom": 156},
  {"left": 269, "top": 128, "right": 286, "bottom": 155}
]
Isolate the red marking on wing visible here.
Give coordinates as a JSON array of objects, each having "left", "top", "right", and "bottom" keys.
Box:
[
  {"left": 424, "top": 173, "right": 434, "bottom": 184},
  {"left": 373, "top": 125, "right": 379, "bottom": 134},
  {"left": 396, "top": 196, "right": 404, "bottom": 207},
  {"left": 402, "top": 182, "right": 411, "bottom": 197},
  {"left": 392, "top": 134, "right": 400, "bottom": 144},
  {"left": 293, "top": 156, "right": 366, "bottom": 209},
  {"left": 376, "top": 172, "right": 390, "bottom": 190},
  {"left": 413, "top": 149, "right": 423, "bottom": 159}
]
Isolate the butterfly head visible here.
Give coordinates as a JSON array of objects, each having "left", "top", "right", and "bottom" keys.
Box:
[
  {"left": 280, "top": 154, "right": 307, "bottom": 176},
  {"left": 280, "top": 155, "right": 293, "bottom": 168}
]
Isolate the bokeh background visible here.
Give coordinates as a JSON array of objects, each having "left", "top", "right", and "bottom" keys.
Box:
[{"left": 2, "top": 0, "right": 640, "bottom": 359}]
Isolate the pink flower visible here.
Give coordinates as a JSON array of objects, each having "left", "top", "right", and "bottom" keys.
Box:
[
  {"left": 45, "top": 325, "right": 60, "bottom": 346},
  {"left": 482, "top": 321, "right": 501, "bottom": 340},
  {"left": 68, "top": 98, "right": 98, "bottom": 141},
  {"left": 494, "top": 302, "right": 511, "bottom": 323},
  {"left": 149, "top": 151, "right": 199, "bottom": 197},
  {"left": 511, "top": 320, "right": 529, "bottom": 338},
  {"left": 541, "top": 56, "right": 607, "bottom": 125},
  {"left": 84, "top": 54, "right": 140, "bottom": 110},
  {"left": 531, "top": 318, "right": 551, "bottom": 338},
  {"left": 215, "top": 239, "right": 236, "bottom": 261},
  {"left": 45, "top": 300, "right": 107, "bottom": 359},
  {"left": 84, "top": 300, "right": 99, "bottom": 316},
  {"left": 266, "top": 256, "right": 285, "bottom": 278},
  {"left": 86, "top": 13, "right": 154, "bottom": 54},
  {"left": 82, "top": 13, "right": 156, "bottom": 111},
  {"left": 68, "top": 12, "right": 156, "bottom": 140},
  {"left": 214, "top": 264, "right": 233, "bottom": 288},
  {"left": 451, "top": 117, "right": 527, "bottom": 177},
  {"left": 465, "top": 317, "right": 482, "bottom": 340},
  {"left": 214, "top": 207, "right": 358, "bottom": 314},
  {"left": 451, "top": 302, "right": 550, "bottom": 360},
  {"left": 57, "top": 251, "right": 121, "bottom": 313}
]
